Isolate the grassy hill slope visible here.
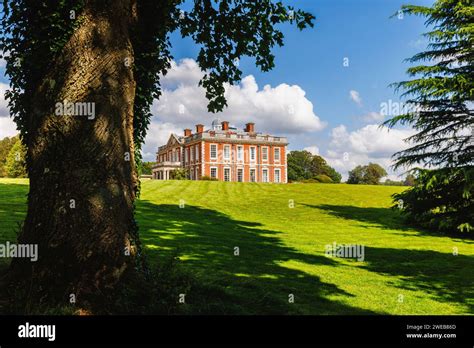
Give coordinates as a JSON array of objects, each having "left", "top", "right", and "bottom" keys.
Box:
[
  {"left": 1, "top": 178, "right": 473, "bottom": 314},
  {"left": 138, "top": 180, "right": 474, "bottom": 315}
]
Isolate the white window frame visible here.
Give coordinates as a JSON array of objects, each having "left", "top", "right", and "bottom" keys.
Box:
[
  {"left": 237, "top": 168, "right": 243, "bottom": 182},
  {"left": 237, "top": 146, "right": 244, "bottom": 161},
  {"left": 184, "top": 148, "right": 188, "bottom": 163},
  {"left": 195, "top": 144, "right": 199, "bottom": 162},
  {"left": 210, "top": 166, "right": 218, "bottom": 179},
  {"left": 262, "top": 146, "right": 268, "bottom": 162},
  {"left": 224, "top": 167, "right": 231, "bottom": 182},
  {"left": 274, "top": 168, "right": 281, "bottom": 183},
  {"left": 262, "top": 168, "right": 269, "bottom": 183},
  {"left": 250, "top": 146, "right": 256, "bottom": 162},
  {"left": 274, "top": 147, "right": 281, "bottom": 162},
  {"left": 224, "top": 145, "right": 230, "bottom": 160},
  {"left": 210, "top": 144, "right": 218, "bottom": 160},
  {"left": 190, "top": 146, "right": 194, "bottom": 162},
  {"left": 250, "top": 168, "right": 256, "bottom": 182}
]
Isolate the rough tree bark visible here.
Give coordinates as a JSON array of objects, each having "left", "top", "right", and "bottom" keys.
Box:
[{"left": 9, "top": 0, "right": 139, "bottom": 311}]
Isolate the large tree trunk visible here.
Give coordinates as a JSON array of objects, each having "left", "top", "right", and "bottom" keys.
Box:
[{"left": 9, "top": 0, "right": 139, "bottom": 311}]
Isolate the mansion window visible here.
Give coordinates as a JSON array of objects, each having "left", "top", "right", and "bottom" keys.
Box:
[
  {"left": 224, "top": 145, "right": 230, "bottom": 160},
  {"left": 262, "top": 168, "right": 269, "bottom": 182},
  {"left": 210, "top": 167, "right": 217, "bottom": 179},
  {"left": 262, "top": 147, "right": 268, "bottom": 161},
  {"left": 195, "top": 145, "right": 199, "bottom": 162},
  {"left": 224, "top": 167, "right": 231, "bottom": 182},
  {"left": 274, "top": 148, "right": 280, "bottom": 161},
  {"left": 237, "top": 168, "right": 243, "bottom": 182},
  {"left": 250, "top": 147, "right": 256, "bottom": 162},
  {"left": 190, "top": 147, "right": 194, "bottom": 162},
  {"left": 210, "top": 144, "right": 217, "bottom": 160},
  {"left": 250, "top": 168, "right": 256, "bottom": 182},
  {"left": 237, "top": 146, "right": 243, "bottom": 161},
  {"left": 274, "top": 168, "right": 281, "bottom": 183}
]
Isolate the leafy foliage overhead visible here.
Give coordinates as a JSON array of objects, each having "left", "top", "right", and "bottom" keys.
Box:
[
  {"left": 0, "top": 0, "right": 86, "bottom": 143},
  {"left": 1, "top": 0, "right": 315, "bottom": 160}
]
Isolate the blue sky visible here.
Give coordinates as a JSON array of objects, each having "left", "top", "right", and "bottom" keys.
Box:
[
  {"left": 0, "top": 0, "right": 436, "bottom": 179},
  {"left": 159, "top": 0, "right": 435, "bottom": 179}
]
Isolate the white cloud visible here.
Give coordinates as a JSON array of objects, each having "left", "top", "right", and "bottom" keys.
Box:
[
  {"left": 0, "top": 81, "right": 18, "bottom": 139},
  {"left": 0, "top": 82, "right": 18, "bottom": 140},
  {"left": 0, "top": 82, "right": 9, "bottom": 116},
  {"left": 142, "top": 58, "right": 330, "bottom": 161},
  {"left": 349, "top": 90, "right": 362, "bottom": 106},
  {"left": 0, "top": 50, "right": 6, "bottom": 69},
  {"left": 323, "top": 124, "right": 415, "bottom": 181},
  {"left": 304, "top": 146, "right": 319, "bottom": 155},
  {"left": 152, "top": 58, "right": 326, "bottom": 136},
  {"left": 0, "top": 117, "right": 17, "bottom": 139},
  {"left": 329, "top": 124, "right": 414, "bottom": 158},
  {"left": 160, "top": 58, "right": 203, "bottom": 90},
  {"left": 141, "top": 122, "right": 182, "bottom": 161},
  {"left": 363, "top": 111, "right": 384, "bottom": 123}
]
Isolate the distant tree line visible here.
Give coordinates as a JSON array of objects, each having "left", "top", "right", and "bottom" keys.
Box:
[
  {"left": 0, "top": 135, "right": 27, "bottom": 178},
  {"left": 287, "top": 150, "right": 342, "bottom": 183},
  {"left": 347, "top": 163, "right": 387, "bottom": 185},
  {"left": 288, "top": 151, "right": 416, "bottom": 186},
  {"left": 137, "top": 161, "right": 155, "bottom": 176},
  {"left": 346, "top": 163, "right": 414, "bottom": 186},
  {"left": 385, "top": 174, "right": 416, "bottom": 187}
]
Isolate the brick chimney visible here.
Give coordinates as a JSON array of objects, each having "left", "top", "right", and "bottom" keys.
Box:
[
  {"left": 184, "top": 128, "right": 192, "bottom": 137},
  {"left": 196, "top": 124, "right": 204, "bottom": 133},
  {"left": 245, "top": 122, "right": 255, "bottom": 133},
  {"left": 221, "top": 121, "right": 229, "bottom": 131}
]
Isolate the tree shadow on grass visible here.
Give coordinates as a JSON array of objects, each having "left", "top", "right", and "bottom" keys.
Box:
[
  {"left": 136, "top": 200, "right": 379, "bottom": 315},
  {"left": 300, "top": 203, "right": 474, "bottom": 312},
  {"left": 306, "top": 204, "right": 474, "bottom": 242},
  {"left": 362, "top": 247, "right": 474, "bottom": 313}
]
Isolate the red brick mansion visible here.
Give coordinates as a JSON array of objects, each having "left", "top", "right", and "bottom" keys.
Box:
[{"left": 152, "top": 119, "right": 288, "bottom": 183}]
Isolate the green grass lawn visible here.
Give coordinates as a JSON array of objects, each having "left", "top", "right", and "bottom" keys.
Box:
[
  {"left": 0, "top": 178, "right": 29, "bottom": 268},
  {"left": 1, "top": 178, "right": 473, "bottom": 314}
]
